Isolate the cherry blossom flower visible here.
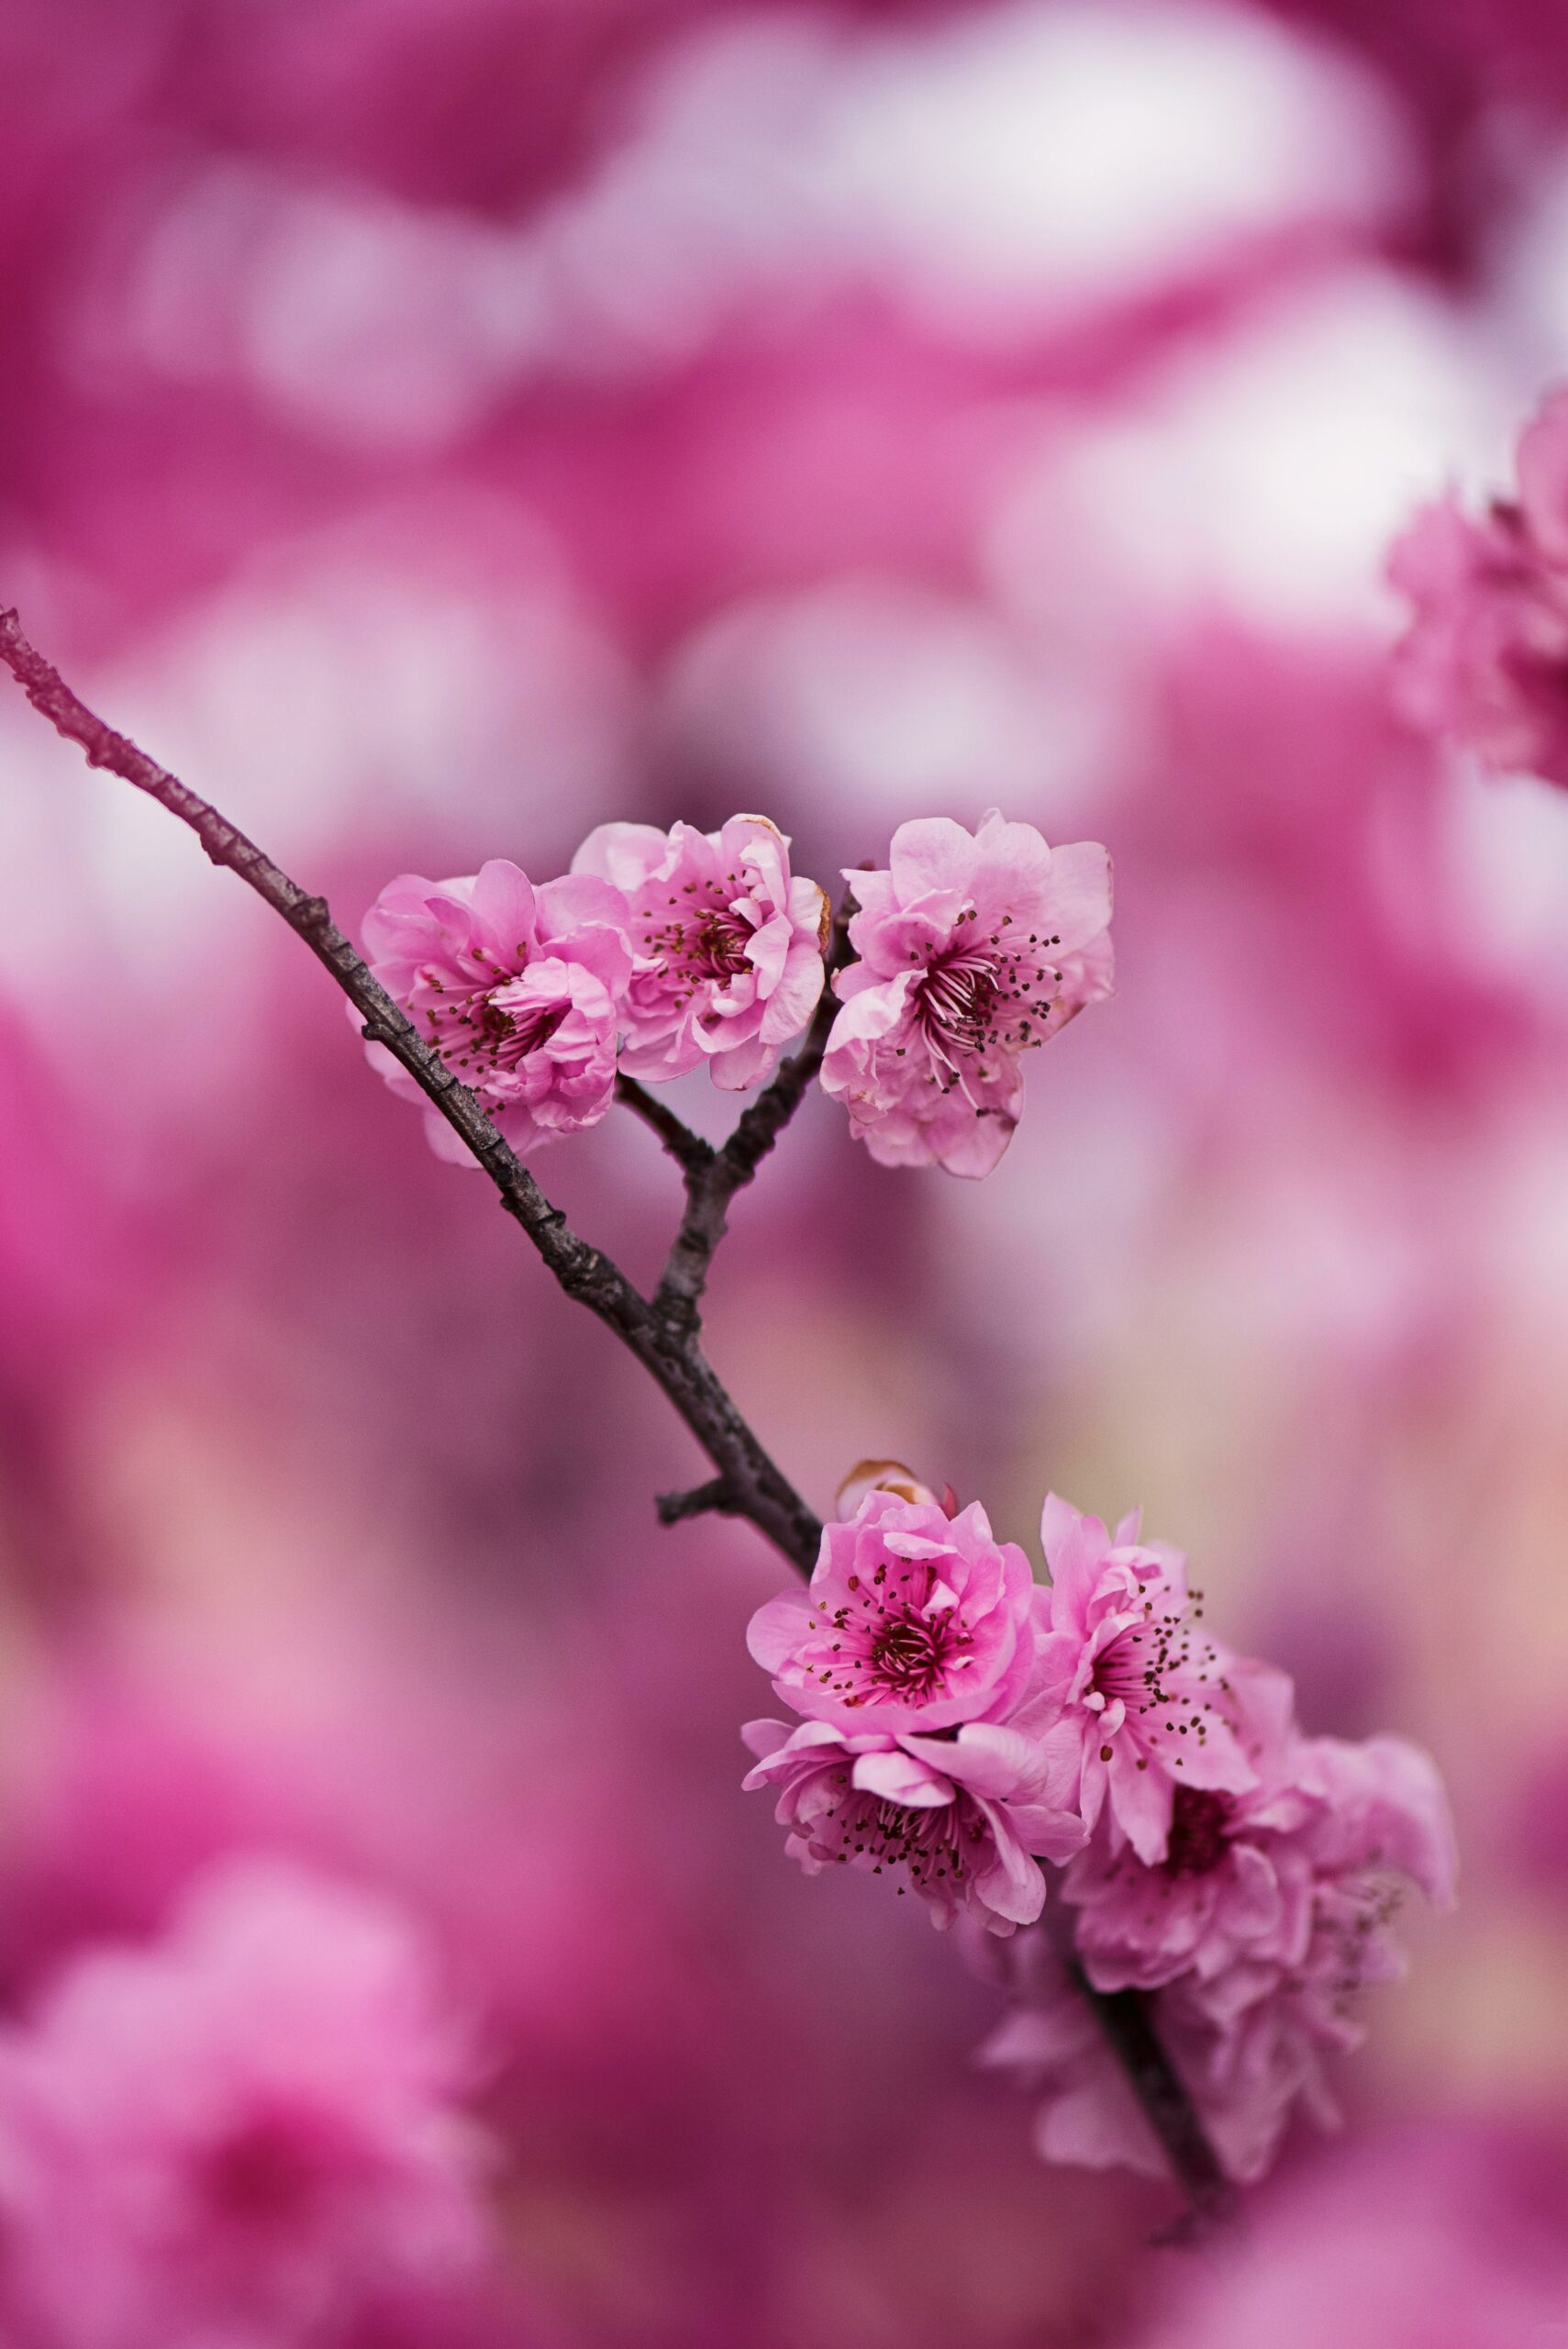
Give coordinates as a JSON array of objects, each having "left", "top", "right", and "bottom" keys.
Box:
[
  {"left": 1388, "top": 385, "right": 1568, "bottom": 787},
  {"left": 742, "top": 1713, "right": 1085, "bottom": 1935},
  {"left": 978, "top": 1726, "right": 1454, "bottom": 2184},
  {"left": 571, "top": 815, "right": 828, "bottom": 1089},
  {"left": 1062, "top": 1661, "right": 1318, "bottom": 1994},
  {"left": 361, "top": 857, "right": 633, "bottom": 1160},
  {"left": 0, "top": 1859, "right": 491, "bottom": 2349},
  {"left": 1034, "top": 1496, "right": 1257, "bottom": 1865},
  {"left": 819, "top": 812, "right": 1112, "bottom": 1177},
  {"left": 747, "top": 1486, "right": 1039, "bottom": 1736}
]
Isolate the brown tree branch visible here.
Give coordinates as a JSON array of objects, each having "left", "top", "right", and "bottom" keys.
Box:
[
  {"left": 614, "top": 1074, "right": 715, "bottom": 1178},
  {"left": 652, "top": 907, "right": 851, "bottom": 1335},
  {"left": 0, "top": 607, "right": 1231, "bottom": 2233}
]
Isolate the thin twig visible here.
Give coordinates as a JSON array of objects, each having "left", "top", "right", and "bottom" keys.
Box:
[
  {"left": 0, "top": 607, "right": 1232, "bottom": 2232},
  {"left": 615, "top": 1074, "right": 715, "bottom": 1177},
  {"left": 652, "top": 906, "right": 851, "bottom": 1335}
]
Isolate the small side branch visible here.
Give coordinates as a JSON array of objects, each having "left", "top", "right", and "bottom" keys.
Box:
[
  {"left": 652, "top": 907, "right": 851, "bottom": 1335},
  {"left": 656, "top": 1475, "right": 743, "bottom": 1526},
  {"left": 615, "top": 1075, "right": 714, "bottom": 1178}
]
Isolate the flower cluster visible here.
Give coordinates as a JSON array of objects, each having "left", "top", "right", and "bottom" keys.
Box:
[
  {"left": 361, "top": 809, "right": 1111, "bottom": 1174},
  {"left": 1388, "top": 384, "right": 1568, "bottom": 788},
  {"left": 745, "top": 1479, "right": 1454, "bottom": 2184}
]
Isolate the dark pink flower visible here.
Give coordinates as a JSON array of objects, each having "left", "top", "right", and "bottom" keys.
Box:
[
  {"left": 742, "top": 1713, "right": 1085, "bottom": 1936},
  {"left": 0, "top": 1860, "right": 491, "bottom": 2348},
  {"left": 1034, "top": 1496, "right": 1258, "bottom": 1865},
  {"left": 747, "top": 1486, "right": 1038, "bottom": 1736},
  {"left": 820, "top": 812, "right": 1112, "bottom": 1177},
  {"left": 572, "top": 815, "right": 827, "bottom": 1089},
  {"left": 361, "top": 857, "right": 632, "bottom": 1160},
  {"left": 1388, "top": 385, "right": 1568, "bottom": 786}
]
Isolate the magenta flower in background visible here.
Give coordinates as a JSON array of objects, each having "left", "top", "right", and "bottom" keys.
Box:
[
  {"left": 0, "top": 1859, "right": 491, "bottom": 2349},
  {"left": 820, "top": 812, "right": 1112, "bottom": 1177},
  {"left": 742, "top": 1713, "right": 1086, "bottom": 1935},
  {"left": 571, "top": 814, "right": 828, "bottom": 1089},
  {"left": 1035, "top": 1496, "right": 1257, "bottom": 1865},
  {"left": 1389, "top": 384, "right": 1568, "bottom": 787},
  {"left": 1130, "top": 2121, "right": 1568, "bottom": 2349},
  {"left": 361, "top": 858, "right": 632, "bottom": 1160},
  {"left": 747, "top": 1486, "right": 1039, "bottom": 1735}
]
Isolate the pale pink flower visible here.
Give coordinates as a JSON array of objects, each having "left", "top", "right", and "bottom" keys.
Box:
[
  {"left": 361, "top": 858, "right": 632, "bottom": 1160},
  {"left": 1034, "top": 1496, "right": 1257, "bottom": 1865},
  {"left": 1388, "top": 385, "right": 1568, "bottom": 786},
  {"left": 0, "top": 1859, "right": 491, "bottom": 2349},
  {"left": 571, "top": 815, "right": 828, "bottom": 1089},
  {"left": 742, "top": 1712, "right": 1085, "bottom": 1934},
  {"left": 747, "top": 1487, "right": 1039, "bottom": 1736},
  {"left": 820, "top": 811, "right": 1112, "bottom": 1177}
]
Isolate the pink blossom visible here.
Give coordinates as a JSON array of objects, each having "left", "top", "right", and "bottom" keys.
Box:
[
  {"left": 747, "top": 1487, "right": 1039, "bottom": 1736},
  {"left": 0, "top": 1860, "right": 491, "bottom": 2349},
  {"left": 361, "top": 858, "right": 632, "bottom": 1160},
  {"left": 1062, "top": 1661, "right": 1318, "bottom": 1994},
  {"left": 742, "top": 1713, "right": 1085, "bottom": 1935},
  {"left": 1034, "top": 1496, "right": 1257, "bottom": 1865},
  {"left": 819, "top": 812, "right": 1112, "bottom": 1177},
  {"left": 979, "top": 1727, "right": 1454, "bottom": 2184},
  {"left": 1388, "top": 385, "right": 1568, "bottom": 787},
  {"left": 571, "top": 815, "right": 827, "bottom": 1089},
  {"left": 1134, "top": 2121, "right": 1568, "bottom": 2349}
]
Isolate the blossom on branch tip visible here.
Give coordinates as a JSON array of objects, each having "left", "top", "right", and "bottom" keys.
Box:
[
  {"left": 0, "top": 1860, "right": 491, "bottom": 2348},
  {"left": 1388, "top": 384, "right": 1568, "bottom": 787},
  {"left": 361, "top": 857, "right": 633, "bottom": 1161},
  {"left": 742, "top": 1714, "right": 1085, "bottom": 1935},
  {"left": 820, "top": 811, "right": 1112, "bottom": 1177},
  {"left": 748, "top": 1486, "right": 1039, "bottom": 1736},
  {"left": 571, "top": 814, "right": 828, "bottom": 1090}
]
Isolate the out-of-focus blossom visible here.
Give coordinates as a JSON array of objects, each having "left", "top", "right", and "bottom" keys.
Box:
[
  {"left": 360, "top": 858, "right": 632, "bottom": 1159},
  {"left": 742, "top": 1712, "right": 1085, "bottom": 1935},
  {"left": 1131, "top": 2120, "right": 1568, "bottom": 2349},
  {"left": 821, "top": 812, "right": 1112, "bottom": 1176},
  {"left": 1035, "top": 1496, "right": 1256, "bottom": 1865},
  {"left": 747, "top": 1486, "right": 1038, "bottom": 1734},
  {"left": 571, "top": 814, "right": 827, "bottom": 1089},
  {"left": 980, "top": 1722, "right": 1454, "bottom": 2183},
  {"left": 0, "top": 1859, "right": 491, "bottom": 2349},
  {"left": 1389, "top": 385, "right": 1568, "bottom": 786}
]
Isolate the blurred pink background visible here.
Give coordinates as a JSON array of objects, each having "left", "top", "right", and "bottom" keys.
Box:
[{"left": 4, "top": 1, "right": 1568, "bottom": 2339}]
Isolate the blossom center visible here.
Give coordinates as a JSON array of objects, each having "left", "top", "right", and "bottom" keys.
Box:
[{"left": 867, "top": 1606, "right": 954, "bottom": 1698}]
